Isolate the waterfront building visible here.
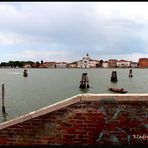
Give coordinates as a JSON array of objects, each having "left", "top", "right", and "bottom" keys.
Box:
[
  {"left": 131, "top": 62, "right": 138, "bottom": 68},
  {"left": 108, "top": 59, "right": 117, "bottom": 68},
  {"left": 56, "top": 62, "right": 67, "bottom": 68},
  {"left": 67, "top": 62, "right": 77, "bottom": 68},
  {"left": 117, "top": 60, "right": 131, "bottom": 68},
  {"left": 23, "top": 64, "right": 31, "bottom": 68},
  {"left": 90, "top": 60, "right": 100, "bottom": 68},
  {"left": 31, "top": 63, "right": 38, "bottom": 68},
  {"left": 39, "top": 64, "right": 47, "bottom": 68},
  {"left": 138, "top": 58, "right": 148, "bottom": 68},
  {"left": 77, "top": 53, "right": 99, "bottom": 68},
  {"left": 39, "top": 62, "right": 56, "bottom": 68},
  {"left": 44, "top": 62, "right": 56, "bottom": 68},
  {"left": 102, "top": 61, "right": 109, "bottom": 68}
]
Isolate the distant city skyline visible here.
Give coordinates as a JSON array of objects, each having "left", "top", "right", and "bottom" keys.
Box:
[{"left": 0, "top": 2, "right": 148, "bottom": 62}]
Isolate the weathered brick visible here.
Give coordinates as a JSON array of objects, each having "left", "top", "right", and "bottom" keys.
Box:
[{"left": 0, "top": 99, "right": 147, "bottom": 146}]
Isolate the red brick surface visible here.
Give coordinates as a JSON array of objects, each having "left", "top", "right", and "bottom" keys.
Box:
[
  {"left": 0, "top": 100, "right": 147, "bottom": 146},
  {"left": 139, "top": 58, "right": 148, "bottom": 68}
]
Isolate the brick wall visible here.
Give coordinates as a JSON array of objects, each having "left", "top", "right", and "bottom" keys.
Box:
[
  {"left": 0, "top": 95, "right": 147, "bottom": 146},
  {"left": 139, "top": 58, "right": 148, "bottom": 68}
]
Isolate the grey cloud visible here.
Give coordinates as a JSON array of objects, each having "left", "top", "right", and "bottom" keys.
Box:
[{"left": 0, "top": 2, "right": 147, "bottom": 62}]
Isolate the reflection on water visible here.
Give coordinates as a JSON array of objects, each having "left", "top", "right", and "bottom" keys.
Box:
[
  {"left": 0, "top": 68, "right": 147, "bottom": 123},
  {"left": 79, "top": 88, "right": 89, "bottom": 93},
  {"left": 2, "top": 112, "right": 8, "bottom": 122},
  {"left": 8, "top": 72, "right": 20, "bottom": 75}
]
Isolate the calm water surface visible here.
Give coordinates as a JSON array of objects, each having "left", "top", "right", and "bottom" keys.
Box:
[{"left": 0, "top": 68, "right": 148, "bottom": 122}]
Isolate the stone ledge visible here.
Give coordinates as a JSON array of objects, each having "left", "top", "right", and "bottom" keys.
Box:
[
  {"left": 0, "top": 94, "right": 81, "bottom": 130},
  {"left": 80, "top": 94, "right": 148, "bottom": 101},
  {"left": 0, "top": 93, "right": 147, "bottom": 130}
]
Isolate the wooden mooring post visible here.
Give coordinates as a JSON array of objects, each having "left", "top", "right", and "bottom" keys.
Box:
[
  {"left": 79, "top": 73, "right": 89, "bottom": 89},
  {"left": 111, "top": 71, "right": 117, "bottom": 82},
  {"left": 2, "top": 83, "right": 6, "bottom": 114},
  {"left": 129, "top": 69, "right": 133, "bottom": 77}
]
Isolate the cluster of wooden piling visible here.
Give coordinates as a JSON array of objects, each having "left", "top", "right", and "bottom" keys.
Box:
[
  {"left": 79, "top": 73, "right": 89, "bottom": 89},
  {"left": 129, "top": 69, "right": 133, "bottom": 77},
  {"left": 23, "top": 69, "right": 28, "bottom": 77},
  {"left": 1, "top": 84, "right": 8, "bottom": 122},
  {"left": 111, "top": 71, "right": 117, "bottom": 82},
  {"left": 111, "top": 69, "right": 133, "bottom": 82},
  {"left": 1, "top": 69, "right": 134, "bottom": 116},
  {"left": 79, "top": 69, "right": 134, "bottom": 90},
  {"left": 2, "top": 84, "right": 5, "bottom": 114}
]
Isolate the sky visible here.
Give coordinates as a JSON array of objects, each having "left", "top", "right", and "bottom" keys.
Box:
[{"left": 0, "top": 2, "right": 148, "bottom": 63}]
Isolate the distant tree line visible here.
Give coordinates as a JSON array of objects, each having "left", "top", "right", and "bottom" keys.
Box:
[{"left": 0, "top": 61, "right": 36, "bottom": 68}]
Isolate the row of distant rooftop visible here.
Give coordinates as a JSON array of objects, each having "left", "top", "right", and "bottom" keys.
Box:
[
  {"left": 31, "top": 57, "right": 147, "bottom": 68},
  {"left": 0, "top": 54, "right": 148, "bottom": 68}
]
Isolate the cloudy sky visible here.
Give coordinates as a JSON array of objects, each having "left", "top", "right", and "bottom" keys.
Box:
[{"left": 0, "top": 2, "right": 148, "bottom": 62}]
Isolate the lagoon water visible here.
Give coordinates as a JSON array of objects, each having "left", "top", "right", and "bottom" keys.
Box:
[{"left": 0, "top": 68, "right": 148, "bottom": 122}]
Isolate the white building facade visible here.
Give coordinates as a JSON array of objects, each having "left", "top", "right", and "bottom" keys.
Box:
[
  {"left": 77, "top": 53, "right": 99, "bottom": 68},
  {"left": 56, "top": 62, "right": 67, "bottom": 68},
  {"left": 102, "top": 61, "right": 109, "bottom": 68},
  {"left": 117, "top": 60, "right": 131, "bottom": 68},
  {"left": 131, "top": 62, "right": 138, "bottom": 68}
]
